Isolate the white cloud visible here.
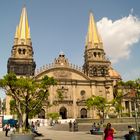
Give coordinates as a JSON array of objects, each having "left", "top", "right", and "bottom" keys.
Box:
[{"left": 97, "top": 14, "right": 140, "bottom": 63}]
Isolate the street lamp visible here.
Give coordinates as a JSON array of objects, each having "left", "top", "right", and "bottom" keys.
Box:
[{"left": 134, "top": 81, "right": 140, "bottom": 132}]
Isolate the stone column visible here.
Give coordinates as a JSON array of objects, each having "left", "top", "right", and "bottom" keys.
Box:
[
  {"left": 129, "top": 101, "right": 132, "bottom": 117},
  {"left": 72, "top": 85, "right": 77, "bottom": 119},
  {"left": 134, "top": 101, "right": 138, "bottom": 118},
  {"left": 91, "top": 84, "right": 96, "bottom": 118},
  {"left": 49, "top": 85, "right": 54, "bottom": 113}
]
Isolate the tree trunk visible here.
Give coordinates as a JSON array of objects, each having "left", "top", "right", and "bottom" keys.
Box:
[
  {"left": 25, "top": 111, "right": 29, "bottom": 130},
  {"left": 102, "top": 111, "right": 105, "bottom": 123},
  {"left": 19, "top": 114, "right": 23, "bottom": 133}
]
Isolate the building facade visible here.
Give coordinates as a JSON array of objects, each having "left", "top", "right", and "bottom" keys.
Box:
[{"left": 6, "top": 7, "right": 121, "bottom": 119}]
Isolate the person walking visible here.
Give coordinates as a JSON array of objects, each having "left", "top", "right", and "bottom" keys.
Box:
[
  {"left": 4, "top": 123, "right": 10, "bottom": 137},
  {"left": 69, "top": 120, "right": 72, "bottom": 131},
  {"left": 35, "top": 121, "right": 38, "bottom": 130},
  {"left": 73, "top": 121, "right": 78, "bottom": 132},
  {"left": 104, "top": 123, "right": 114, "bottom": 140}
]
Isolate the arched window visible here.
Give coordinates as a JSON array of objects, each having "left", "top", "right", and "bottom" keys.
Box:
[
  {"left": 59, "top": 106, "right": 67, "bottom": 119},
  {"left": 98, "top": 52, "right": 101, "bottom": 58},
  {"left": 23, "top": 49, "right": 26, "bottom": 54},
  {"left": 94, "top": 52, "right": 97, "bottom": 57},
  {"left": 80, "top": 108, "right": 87, "bottom": 118},
  {"left": 18, "top": 48, "right": 21, "bottom": 54}
]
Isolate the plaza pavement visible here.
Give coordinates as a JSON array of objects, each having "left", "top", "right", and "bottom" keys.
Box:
[{"left": 0, "top": 125, "right": 127, "bottom": 140}]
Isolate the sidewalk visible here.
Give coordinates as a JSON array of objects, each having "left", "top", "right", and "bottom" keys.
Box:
[
  {"left": 0, "top": 126, "right": 126, "bottom": 140},
  {"left": 0, "top": 126, "right": 102, "bottom": 140},
  {"left": 35, "top": 126, "right": 103, "bottom": 140},
  {"left": 35, "top": 126, "right": 126, "bottom": 140}
]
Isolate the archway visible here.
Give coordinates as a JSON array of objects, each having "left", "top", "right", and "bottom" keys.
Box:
[
  {"left": 38, "top": 109, "right": 45, "bottom": 119},
  {"left": 59, "top": 107, "right": 67, "bottom": 119},
  {"left": 80, "top": 108, "right": 87, "bottom": 118}
]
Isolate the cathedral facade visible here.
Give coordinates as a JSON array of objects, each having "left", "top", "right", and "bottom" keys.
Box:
[{"left": 7, "top": 7, "right": 121, "bottom": 119}]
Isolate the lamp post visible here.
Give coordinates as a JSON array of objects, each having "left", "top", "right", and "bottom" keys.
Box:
[
  {"left": 105, "top": 86, "right": 110, "bottom": 119},
  {"left": 134, "top": 81, "right": 140, "bottom": 132},
  {"left": 134, "top": 102, "right": 138, "bottom": 132}
]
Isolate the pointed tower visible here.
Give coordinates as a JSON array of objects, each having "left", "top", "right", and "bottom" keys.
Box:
[
  {"left": 7, "top": 7, "right": 36, "bottom": 76},
  {"left": 83, "top": 12, "right": 110, "bottom": 77}
]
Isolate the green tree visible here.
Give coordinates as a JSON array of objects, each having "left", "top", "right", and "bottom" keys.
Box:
[
  {"left": 57, "top": 90, "right": 64, "bottom": 100},
  {"left": 10, "top": 100, "right": 17, "bottom": 115},
  {"left": 111, "top": 90, "right": 124, "bottom": 117},
  {"left": 86, "top": 97, "right": 94, "bottom": 109},
  {"left": 47, "top": 112, "right": 60, "bottom": 121},
  {"left": 116, "top": 80, "right": 137, "bottom": 89},
  {"left": 0, "top": 73, "right": 56, "bottom": 132},
  {"left": 114, "top": 79, "right": 140, "bottom": 117},
  {"left": 86, "top": 96, "right": 107, "bottom": 122},
  {"left": 2, "top": 100, "right": 6, "bottom": 115}
]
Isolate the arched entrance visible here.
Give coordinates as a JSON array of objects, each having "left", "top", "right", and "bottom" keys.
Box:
[
  {"left": 38, "top": 109, "right": 45, "bottom": 119},
  {"left": 59, "top": 107, "right": 67, "bottom": 119},
  {"left": 80, "top": 108, "right": 87, "bottom": 118}
]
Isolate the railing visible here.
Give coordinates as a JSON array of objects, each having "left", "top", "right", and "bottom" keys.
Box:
[{"left": 35, "top": 63, "right": 84, "bottom": 76}]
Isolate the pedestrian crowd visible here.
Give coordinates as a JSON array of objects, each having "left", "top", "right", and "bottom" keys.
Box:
[
  {"left": 69, "top": 120, "right": 78, "bottom": 132},
  {"left": 3, "top": 120, "right": 42, "bottom": 137},
  {"left": 90, "top": 122, "right": 101, "bottom": 134},
  {"left": 2, "top": 119, "right": 138, "bottom": 140},
  {"left": 89, "top": 122, "right": 137, "bottom": 140}
]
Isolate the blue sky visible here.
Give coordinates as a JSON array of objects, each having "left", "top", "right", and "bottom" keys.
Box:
[{"left": 0, "top": 0, "right": 140, "bottom": 98}]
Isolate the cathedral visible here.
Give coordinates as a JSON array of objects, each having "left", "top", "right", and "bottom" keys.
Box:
[{"left": 6, "top": 7, "right": 121, "bottom": 119}]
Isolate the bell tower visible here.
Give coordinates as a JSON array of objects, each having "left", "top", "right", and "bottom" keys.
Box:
[
  {"left": 83, "top": 12, "right": 110, "bottom": 78},
  {"left": 7, "top": 7, "right": 36, "bottom": 76}
]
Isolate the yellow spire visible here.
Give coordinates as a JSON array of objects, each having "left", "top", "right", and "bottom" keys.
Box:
[
  {"left": 18, "top": 7, "right": 30, "bottom": 39},
  {"left": 14, "top": 7, "right": 31, "bottom": 45},
  {"left": 14, "top": 26, "right": 18, "bottom": 38},
  {"left": 86, "top": 12, "right": 102, "bottom": 47},
  {"left": 27, "top": 27, "right": 31, "bottom": 39}
]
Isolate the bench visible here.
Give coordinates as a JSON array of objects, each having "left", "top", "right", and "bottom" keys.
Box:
[{"left": 91, "top": 131, "right": 104, "bottom": 135}]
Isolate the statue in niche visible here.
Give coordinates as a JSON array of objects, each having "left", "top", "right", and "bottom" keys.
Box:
[
  {"left": 92, "top": 67, "right": 97, "bottom": 76},
  {"left": 101, "top": 68, "right": 105, "bottom": 76},
  {"left": 57, "top": 86, "right": 69, "bottom": 100}
]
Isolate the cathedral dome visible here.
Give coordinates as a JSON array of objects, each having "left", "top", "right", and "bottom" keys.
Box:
[{"left": 109, "top": 67, "right": 121, "bottom": 79}]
